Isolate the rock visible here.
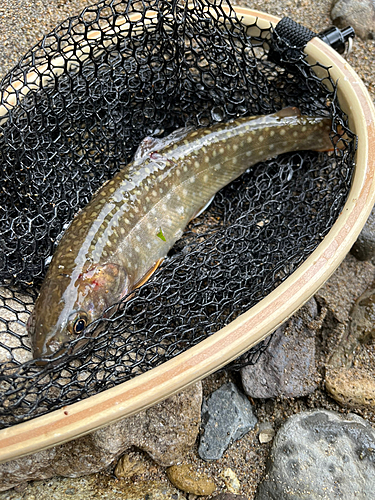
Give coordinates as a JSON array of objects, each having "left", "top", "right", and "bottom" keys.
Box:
[
  {"left": 315, "top": 254, "right": 375, "bottom": 325},
  {"left": 211, "top": 494, "right": 248, "bottom": 500},
  {"left": 0, "top": 476, "right": 186, "bottom": 500},
  {"left": 258, "top": 422, "right": 275, "bottom": 444},
  {"left": 241, "top": 299, "right": 320, "bottom": 399},
  {"left": 328, "top": 285, "right": 375, "bottom": 368},
  {"left": 255, "top": 409, "right": 375, "bottom": 499},
  {"left": 198, "top": 382, "right": 257, "bottom": 461},
  {"left": 221, "top": 468, "right": 241, "bottom": 494},
  {"left": 0, "top": 382, "right": 202, "bottom": 492},
  {"left": 166, "top": 464, "right": 216, "bottom": 496},
  {"left": 114, "top": 452, "right": 152, "bottom": 480},
  {"left": 325, "top": 367, "right": 375, "bottom": 408},
  {"left": 325, "top": 286, "right": 375, "bottom": 408},
  {"left": 331, "top": 0, "right": 375, "bottom": 40}
]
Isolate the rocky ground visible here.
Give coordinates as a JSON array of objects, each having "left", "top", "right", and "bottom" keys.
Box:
[{"left": 0, "top": 0, "right": 375, "bottom": 499}]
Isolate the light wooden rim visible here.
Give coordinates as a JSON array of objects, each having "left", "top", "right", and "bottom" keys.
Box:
[{"left": 0, "top": 6, "right": 374, "bottom": 463}]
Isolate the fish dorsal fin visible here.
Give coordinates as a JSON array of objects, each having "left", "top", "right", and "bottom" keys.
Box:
[{"left": 133, "top": 126, "right": 196, "bottom": 162}]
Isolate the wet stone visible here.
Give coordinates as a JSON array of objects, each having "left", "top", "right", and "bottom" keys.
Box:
[
  {"left": 166, "top": 464, "right": 216, "bottom": 496},
  {"left": 198, "top": 382, "right": 257, "bottom": 461},
  {"left": 255, "top": 409, "right": 375, "bottom": 500},
  {"left": 351, "top": 204, "right": 375, "bottom": 260},
  {"left": 241, "top": 299, "right": 320, "bottom": 399},
  {"left": 331, "top": 0, "right": 375, "bottom": 40}
]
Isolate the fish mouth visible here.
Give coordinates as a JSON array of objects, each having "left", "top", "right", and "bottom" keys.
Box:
[{"left": 32, "top": 337, "right": 66, "bottom": 365}]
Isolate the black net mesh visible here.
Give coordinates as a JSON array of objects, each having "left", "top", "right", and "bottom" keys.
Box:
[{"left": 0, "top": 0, "right": 355, "bottom": 429}]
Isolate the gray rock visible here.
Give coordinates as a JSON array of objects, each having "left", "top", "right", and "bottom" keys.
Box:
[
  {"left": 351, "top": 204, "right": 375, "bottom": 260},
  {"left": 0, "top": 382, "right": 202, "bottom": 492},
  {"left": 0, "top": 476, "right": 186, "bottom": 500},
  {"left": 331, "top": 0, "right": 375, "bottom": 40},
  {"left": 198, "top": 382, "right": 257, "bottom": 461},
  {"left": 255, "top": 409, "right": 375, "bottom": 500},
  {"left": 241, "top": 299, "right": 320, "bottom": 399}
]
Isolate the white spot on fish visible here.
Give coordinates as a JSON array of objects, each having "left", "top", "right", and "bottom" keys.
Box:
[
  {"left": 203, "top": 174, "right": 208, "bottom": 182},
  {"left": 205, "top": 156, "right": 209, "bottom": 163},
  {"left": 280, "top": 129, "right": 286, "bottom": 136},
  {"left": 247, "top": 136, "right": 252, "bottom": 143},
  {"left": 194, "top": 161, "right": 200, "bottom": 168},
  {"left": 182, "top": 188, "right": 188, "bottom": 196},
  {"left": 233, "top": 143, "right": 238, "bottom": 152},
  {"left": 190, "top": 176, "right": 196, "bottom": 184},
  {"left": 259, "top": 136, "right": 264, "bottom": 142},
  {"left": 219, "top": 147, "right": 224, "bottom": 154}
]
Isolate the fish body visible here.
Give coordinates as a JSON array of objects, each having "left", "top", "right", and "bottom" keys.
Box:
[{"left": 28, "top": 107, "right": 332, "bottom": 359}]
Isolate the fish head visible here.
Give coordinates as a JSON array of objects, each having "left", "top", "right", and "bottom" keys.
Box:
[{"left": 28, "top": 263, "right": 128, "bottom": 360}]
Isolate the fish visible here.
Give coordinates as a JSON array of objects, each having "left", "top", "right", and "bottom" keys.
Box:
[{"left": 27, "top": 107, "right": 333, "bottom": 359}]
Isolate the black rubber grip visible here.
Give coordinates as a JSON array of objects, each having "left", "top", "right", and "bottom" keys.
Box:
[{"left": 274, "top": 17, "right": 316, "bottom": 48}]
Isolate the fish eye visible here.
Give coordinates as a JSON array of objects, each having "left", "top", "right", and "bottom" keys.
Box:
[
  {"left": 73, "top": 318, "right": 87, "bottom": 334},
  {"left": 68, "top": 312, "right": 88, "bottom": 335}
]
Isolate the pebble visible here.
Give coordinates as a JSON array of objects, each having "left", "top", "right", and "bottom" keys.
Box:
[
  {"left": 258, "top": 422, "right": 275, "bottom": 444},
  {"left": 166, "top": 464, "right": 216, "bottom": 496},
  {"left": 221, "top": 468, "right": 240, "bottom": 494},
  {"left": 255, "top": 410, "right": 375, "bottom": 499},
  {"left": 351, "top": 205, "right": 375, "bottom": 260},
  {"left": 114, "top": 453, "right": 150, "bottom": 480},
  {"left": 331, "top": 0, "right": 375, "bottom": 40},
  {"left": 211, "top": 494, "right": 248, "bottom": 500},
  {"left": 241, "top": 299, "right": 320, "bottom": 399},
  {"left": 325, "top": 367, "right": 375, "bottom": 408},
  {"left": 198, "top": 382, "right": 257, "bottom": 461}
]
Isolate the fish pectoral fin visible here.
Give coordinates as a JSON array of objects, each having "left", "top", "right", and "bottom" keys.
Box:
[
  {"left": 134, "top": 258, "right": 164, "bottom": 289},
  {"left": 134, "top": 126, "right": 196, "bottom": 162},
  {"left": 133, "top": 136, "right": 165, "bottom": 162},
  {"left": 190, "top": 195, "right": 215, "bottom": 221}
]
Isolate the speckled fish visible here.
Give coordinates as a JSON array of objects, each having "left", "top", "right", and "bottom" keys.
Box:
[{"left": 27, "top": 107, "right": 333, "bottom": 359}]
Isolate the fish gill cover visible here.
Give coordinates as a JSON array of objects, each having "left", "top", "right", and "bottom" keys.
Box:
[{"left": 0, "top": 0, "right": 355, "bottom": 428}]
